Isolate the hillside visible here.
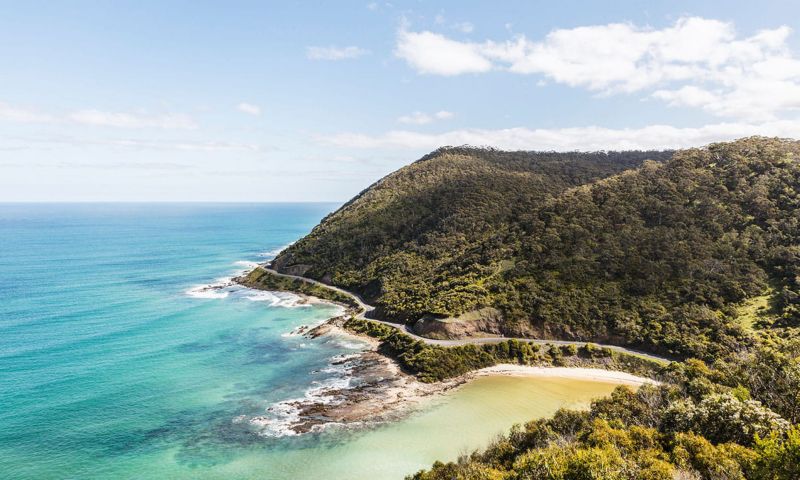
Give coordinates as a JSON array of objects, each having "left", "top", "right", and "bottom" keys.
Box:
[
  {"left": 271, "top": 148, "right": 670, "bottom": 304},
  {"left": 273, "top": 149, "right": 669, "bottom": 304},
  {"left": 270, "top": 137, "right": 800, "bottom": 360}
]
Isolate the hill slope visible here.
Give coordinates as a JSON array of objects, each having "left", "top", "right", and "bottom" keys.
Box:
[
  {"left": 271, "top": 137, "right": 800, "bottom": 359},
  {"left": 273, "top": 148, "right": 670, "bottom": 307}
]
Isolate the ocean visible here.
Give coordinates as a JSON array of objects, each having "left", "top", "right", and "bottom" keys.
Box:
[{"left": 0, "top": 203, "right": 621, "bottom": 480}]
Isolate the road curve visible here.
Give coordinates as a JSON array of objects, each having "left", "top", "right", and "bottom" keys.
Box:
[{"left": 260, "top": 266, "right": 671, "bottom": 365}]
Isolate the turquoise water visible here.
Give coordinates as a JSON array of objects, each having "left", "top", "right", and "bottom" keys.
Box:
[
  {"left": 0, "top": 203, "right": 354, "bottom": 479},
  {"left": 0, "top": 204, "right": 627, "bottom": 480}
]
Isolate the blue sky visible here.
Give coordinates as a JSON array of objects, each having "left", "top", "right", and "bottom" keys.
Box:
[{"left": 2, "top": 0, "right": 800, "bottom": 201}]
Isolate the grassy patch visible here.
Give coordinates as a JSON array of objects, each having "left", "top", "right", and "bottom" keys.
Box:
[
  {"left": 736, "top": 288, "right": 778, "bottom": 330},
  {"left": 238, "top": 267, "right": 359, "bottom": 308}
]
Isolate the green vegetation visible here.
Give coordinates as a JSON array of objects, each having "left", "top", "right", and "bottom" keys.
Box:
[
  {"left": 409, "top": 403, "right": 799, "bottom": 480},
  {"left": 238, "top": 267, "right": 358, "bottom": 308},
  {"left": 407, "top": 332, "right": 800, "bottom": 479},
  {"left": 253, "top": 137, "right": 800, "bottom": 479},
  {"left": 736, "top": 289, "right": 778, "bottom": 330},
  {"left": 272, "top": 147, "right": 670, "bottom": 321},
  {"left": 344, "top": 317, "right": 664, "bottom": 382},
  {"left": 409, "top": 344, "right": 800, "bottom": 480},
  {"left": 275, "top": 137, "right": 800, "bottom": 361}
]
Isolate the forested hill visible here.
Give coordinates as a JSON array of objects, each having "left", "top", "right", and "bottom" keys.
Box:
[
  {"left": 272, "top": 137, "right": 800, "bottom": 360},
  {"left": 272, "top": 147, "right": 670, "bottom": 314}
]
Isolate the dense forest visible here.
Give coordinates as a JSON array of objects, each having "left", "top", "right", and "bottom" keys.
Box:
[
  {"left": 274, "top": 148, "right": 670, "bottom": 308},
  {"left": 273, "top": 137, "right": 800, "bottom": 361},
  {"left": 409, "top": 332, "right": 800, "bottom": 479},
  {"left": 258, "top": 137, "right": 800, "bottom": 479}
]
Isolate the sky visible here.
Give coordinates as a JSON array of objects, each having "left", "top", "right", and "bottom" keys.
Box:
[{"left": 2, "top": 0, "right": 800, "bottom": 202}]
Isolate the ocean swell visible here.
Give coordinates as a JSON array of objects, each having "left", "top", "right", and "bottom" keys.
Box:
[
  {"left": 185, "top": 259, "right": 308, "bottom": 308},
  {"left": 257, "top": 243, "right": 294, "bottom": 260}
]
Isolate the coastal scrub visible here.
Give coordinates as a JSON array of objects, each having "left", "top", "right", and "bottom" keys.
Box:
[{"left": 344, "top": 317, "right": 665, "bottom": 382}]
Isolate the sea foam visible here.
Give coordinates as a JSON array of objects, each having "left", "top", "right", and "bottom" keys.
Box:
[
  {"left": 257, "top": 242, "right": 294, "bottom": 260},
  {"left": 250, "top": 353, "right": 363, "bottom": 437},
  {"left": 184, "top": 259, "right": 257, "bottom": 299},
  {"left": 186, "top": 256, "right": 347, "bottom": 314},
  {"left": 241, "top": 290, "right": 310, "bottom": 308},
  {"left": 185, "top": 277, "right": 235, "bottom": 299}
]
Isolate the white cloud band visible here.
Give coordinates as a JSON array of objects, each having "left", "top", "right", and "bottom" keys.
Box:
[
  {"left": 396, "top": 17, "right": 800, "bottom": 120},
  {"left": 397, "top": 110, "right": 454, "bottom": 125},
  {"left": 306, "top": 45, "right": 369, "bottom": 60},
  {"left": 0, "top": 102, "right": 197, "bottom": 129},
  {"left": 237, "top": 102, "right": 262, "bottom": 116},
  {"left": 318, "top": 120, "right": 800, "bottom": 151}
]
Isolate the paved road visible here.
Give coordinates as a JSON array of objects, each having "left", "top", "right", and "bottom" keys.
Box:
[{"left": 260, "top": 266, "right": 671, "bottom": 364}]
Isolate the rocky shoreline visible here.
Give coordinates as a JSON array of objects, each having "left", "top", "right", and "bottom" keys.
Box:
[
  {"left": 251, "top": 317, "right": 466, "bottom": 436},
  {"left": 234, "top": 271, "right": 661, "bottom": 437},
  {"left": 254, "top": 315, "right": 659, "bottom": 437}
]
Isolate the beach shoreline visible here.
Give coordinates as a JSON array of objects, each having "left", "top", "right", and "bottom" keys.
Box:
[
  {"left": 228, "top": 265, "right": 665, "bottom": 437},
  {"left": 232, "top": 267, "right": 662, "bottom": 437},
  {"left": 470, "top": 364, "right": 657, "bottom": 386},
  {"left": 249, "top": 307, "right": 657, "bottom": 437}
]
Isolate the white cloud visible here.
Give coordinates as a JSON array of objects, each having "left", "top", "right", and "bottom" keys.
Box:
[
  {"left": 453, "top": 22, "right": 474, "bottom": 34},
  {"left": 395, "top": 17, "right": 800, "bottom": 119},
  {"left": 1, "top": 135, "right": 261, "bottom": 152},
  {"left": 397, "top": 110, "right": 454, "bottom": 125},
  {"left": 652, "top": 86, "right": 719, "bottom": 108},
  {"left": 0, "top": 102, "right": 197, "bottom": 129},
  {"left": 68, "top": 110, "right": 196, "bottom": 129},
  {"left": 104, "top": 139, "right": 259, "bottom": 151},
  {"left": 0, "top": 102, "right": 56, "bottom": 123},
  {"left": 237, "top": 102, "right": 262, "bottom": 116},
  {"left": 398, "top": 112, "right": 432, "bottom": 125},
  {"left": 395, "top": 29, "right": 492, "bottom": 75},
  {"left": 306, "top": 45, "right": 369, "bottom": 60},
  {"left": 318, "top": 120, "right": 800, "bottom": 151}
]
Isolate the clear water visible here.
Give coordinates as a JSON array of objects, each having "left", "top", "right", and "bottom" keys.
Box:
[{"left": 0, "top": 204, "right": 623, "bottom": 480}]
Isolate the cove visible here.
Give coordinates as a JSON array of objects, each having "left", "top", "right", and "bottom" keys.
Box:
[{"left": 190, "top": 375, "right": 626, "bottom": 480}]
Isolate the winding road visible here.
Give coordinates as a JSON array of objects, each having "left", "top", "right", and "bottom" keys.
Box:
[{"left": 260, "top": 266, "right": 671, "bottom": 365}]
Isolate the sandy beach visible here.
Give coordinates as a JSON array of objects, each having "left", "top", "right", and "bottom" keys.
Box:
[
  {"left": 471, "top": 364, "right": 658, "bottom": 386},
  {"left": 254, "top": 315, "right": 657, "bottom": 436}
]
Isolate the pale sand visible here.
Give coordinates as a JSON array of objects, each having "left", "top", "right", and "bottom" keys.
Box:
[
  {"left": 472, "top": 364, "right": 658, "bottom": 386},
  {"left": 242, "top": 288, "right": 658, "bottom": 435},
  {"left": 315, "top": 314, "right": 658, "bottom": 388},
  {"left": 268, "top": 318, "right": 658, "bottom": 435}
]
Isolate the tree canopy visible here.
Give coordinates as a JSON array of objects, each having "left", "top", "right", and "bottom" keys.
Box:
[{"left": 273, "top": 137, "right": 800, "bottom": 360}]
